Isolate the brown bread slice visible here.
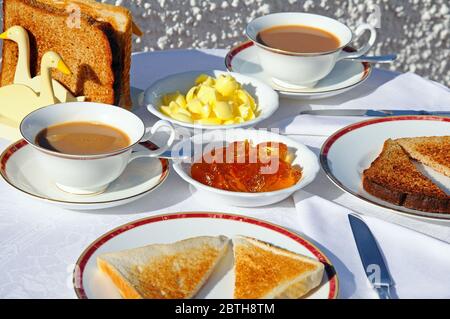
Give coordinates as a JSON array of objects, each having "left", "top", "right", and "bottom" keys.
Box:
[
  {"left": 37, "top": 0, "right": 134, "bottom": 108},
  {"left": 396, "top": 136, "right": 450, "bottom": 177},
  {"left": 1, "top": 0, "right": 131, "bottom": 108},
  {"left": 363, "top": 139, "right": 449, "bottom": 213}
]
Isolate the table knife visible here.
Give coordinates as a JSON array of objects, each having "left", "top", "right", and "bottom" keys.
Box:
[
  {"left": 348, "top": 214, "right": 394, "bottom": 299},
  {"left": 299, "top": 109, "right": 450, "bottom": 117},
  {"left": 348, "top": 54, "right": 397, "bottom": 64}
]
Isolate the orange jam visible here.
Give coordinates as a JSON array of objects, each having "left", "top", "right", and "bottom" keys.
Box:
[{"left": 191, "top": 141, "right": 302, "bottom": 193}]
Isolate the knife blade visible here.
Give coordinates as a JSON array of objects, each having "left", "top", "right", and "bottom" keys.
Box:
[
  {"left": 299, "top": 109, "right": 450, "bottom": 117},
  {"left": 348, "top": 214, "right": 394, "bottom": 299}
]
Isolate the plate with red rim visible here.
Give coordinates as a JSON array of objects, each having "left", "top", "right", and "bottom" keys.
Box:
[
  {"left": 0, "top": 140, "right": 169, "bottom": 210},
  {"left": 225, "top": 41, "right": 372, "bottom": 100},
  {"left": 320, "top": 116, "right": 450, "bottom": 221},
  {"left": 73, "top": 212, "right": 339, "bottom": 299}
]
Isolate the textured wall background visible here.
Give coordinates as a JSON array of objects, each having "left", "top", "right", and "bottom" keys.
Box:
[
  {"left": 115, "top": 0, "right": 450, "bottom": 86},
  {"left": 0, "top": 0, "right": 448, "bottom": 85}
]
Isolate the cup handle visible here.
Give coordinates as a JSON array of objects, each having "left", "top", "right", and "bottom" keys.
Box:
[
  {"left": 128, "top": 120, "right": 176, "bottom": 162},
  {"left": 337, "top": 23, "right": 377, "bottom": 61}
]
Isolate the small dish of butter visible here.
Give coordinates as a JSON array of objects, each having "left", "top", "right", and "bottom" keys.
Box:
[{"left": 144, "top": 70, "right": 279, "bottom": 130}]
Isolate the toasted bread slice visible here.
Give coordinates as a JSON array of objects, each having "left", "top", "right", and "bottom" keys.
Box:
[
  {"left": 97, "top": 236, "right": 229, "bottom": 299},
  {"left": 1, "top": 0, "right": 133, "bottom": 108},
  {"left": 36, "top": 0, "right": 134, "bottom": 108},
  {"left": 363, "top": 139, "right": 449, "bottom": 213},
  {"left": 396, "top": 136, "right": 450, "bottom": 177},
  {"left": 232, "top": 236, "right": 324, "bottom": 299}
]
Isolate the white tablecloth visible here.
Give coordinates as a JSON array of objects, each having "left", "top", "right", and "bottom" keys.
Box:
[{"left": 0, "top": 49, "right": 449, "bottom": 298}]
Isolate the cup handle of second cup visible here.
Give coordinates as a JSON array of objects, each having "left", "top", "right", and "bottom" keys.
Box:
[
  {"left": 128, "top": 120, "right": 176, "bottom": 162},
  {"left": 337, "top": 23, "right": 377, "bottom": 61}
]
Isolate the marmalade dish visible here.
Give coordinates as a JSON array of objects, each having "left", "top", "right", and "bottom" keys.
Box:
[{"left": 191, "top": 141, "right": 302, "bottom": 193}]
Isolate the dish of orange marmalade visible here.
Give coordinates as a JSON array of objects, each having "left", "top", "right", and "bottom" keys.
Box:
[{"left": 191, "top": 141, "right": 302, "bottom": 192}]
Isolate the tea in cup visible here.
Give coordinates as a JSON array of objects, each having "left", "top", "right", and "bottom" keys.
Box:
[
  {"left": 246, "top": 12, "right": 377, "bottom": 88},
  {"left": 20, "top": 102, "right": 175, "bottom": 195}
]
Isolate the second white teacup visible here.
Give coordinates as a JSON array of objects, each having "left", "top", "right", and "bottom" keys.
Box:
[
  {"left": 246, "top": 12, "right": 377, "bottom": 88},
  {"left": 20, "top": 102, "right": 175, "bottom": 195}
]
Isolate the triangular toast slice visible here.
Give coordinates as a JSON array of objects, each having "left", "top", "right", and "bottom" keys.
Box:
[
  {"left": 396, "top": 136, "right": 450, "bottom": 177},
  {"left": 97, "top": 236, "right": 229, "bottom": 299},
  {"left": 363, "top": 139, "right": 449, "bottom": 213},
  {"left": 232, "top": 236, "right": 324, "bottom": 299}
]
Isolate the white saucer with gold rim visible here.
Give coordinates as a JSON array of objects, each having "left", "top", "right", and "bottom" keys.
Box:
[
  {"left": 225, "top": 41, "right": 372, "bottom": 100},
  {"left": 0, "top": 140, "right": 169, "bottom": 210}
]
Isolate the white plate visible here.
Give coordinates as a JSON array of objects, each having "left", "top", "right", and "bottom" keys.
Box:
[
  {"left": 172, "top": 129, "right": 320, "bottom": 207},
  {"left": 225, "top": 41, "right": 372, "bottom": 100},
  {"left": 73, "top": 212, "right": 339, "bottom": 299},
  {"left": 320, "top": 116, "right": 450, "bottom": 220},
  {"left": 0, "top": 140, "right": 169, "bottom": 210},
  {"left": 144, "top": 69, "right": 279, "bottom": 130}
]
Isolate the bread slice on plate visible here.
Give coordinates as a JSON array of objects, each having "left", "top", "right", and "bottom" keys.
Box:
[
  {"left": 1, "top": 0, "right": 135, "bottom": 108},
  {"left": 396, "top": 136, "right": 450, "bottom": 177},
  {"left": 97, "top": 236, "right": 229, "bottom": 299},
  {"left": 363, "top": 139, "right": 449, "bottom": 213},
  {"left": 232, "top": 236, "right": 324, "bottom": 299}
]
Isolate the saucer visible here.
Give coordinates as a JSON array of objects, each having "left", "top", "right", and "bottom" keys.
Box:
[
  {"left": 0, "top": 140, "right": 169, "bottom": 210},
  {"left": 225, "top": 41, "right": 372, "bottom": 100}
]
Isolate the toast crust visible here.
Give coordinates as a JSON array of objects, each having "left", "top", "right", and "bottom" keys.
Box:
[
  {"left": 363, "top": 139, "right": 449, "bottom": 213},
  {"left": 97, "top": 258, "right": 141, "bottom": 299},
  {"left": 363, "top": 176, "right": 449, "bottom": 213}
]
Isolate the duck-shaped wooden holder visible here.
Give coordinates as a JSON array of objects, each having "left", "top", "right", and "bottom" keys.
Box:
[
  {"left": 0, "top": 51, "right": 72, "bottom": 134},
  {"left": 0, "top": 26, "right": 85, "bottom": 103}
]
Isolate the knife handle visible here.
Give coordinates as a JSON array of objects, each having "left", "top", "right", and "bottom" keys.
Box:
[{"left": 375, "top": 286, "right": 392, "bottom": 299}]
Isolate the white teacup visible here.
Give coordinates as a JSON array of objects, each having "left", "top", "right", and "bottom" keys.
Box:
[
  {"left": 20, "top": 102, "right": 176, "bottom": 195},
  {"left": 246, "top": 12, "right": 377, "bottom": 88}
]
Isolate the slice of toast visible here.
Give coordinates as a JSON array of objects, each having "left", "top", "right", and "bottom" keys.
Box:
[
  {"left": 396, "top": 136, "right": 450, "bottom": 177},
  {"left": 232, "top": 236, "right": 324, "bottom": 299},
  {"left": 37, "top": 0, "right": 134, "bottom": 108},
  {"left": 363, "top": 139, "right": 449, "bottom": 213},
  {"left": 1, "top": 0, "right": 132, "bottom": 108},
  {"left": 97, "top": 236, "right": 229, "bottom": 299}
]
